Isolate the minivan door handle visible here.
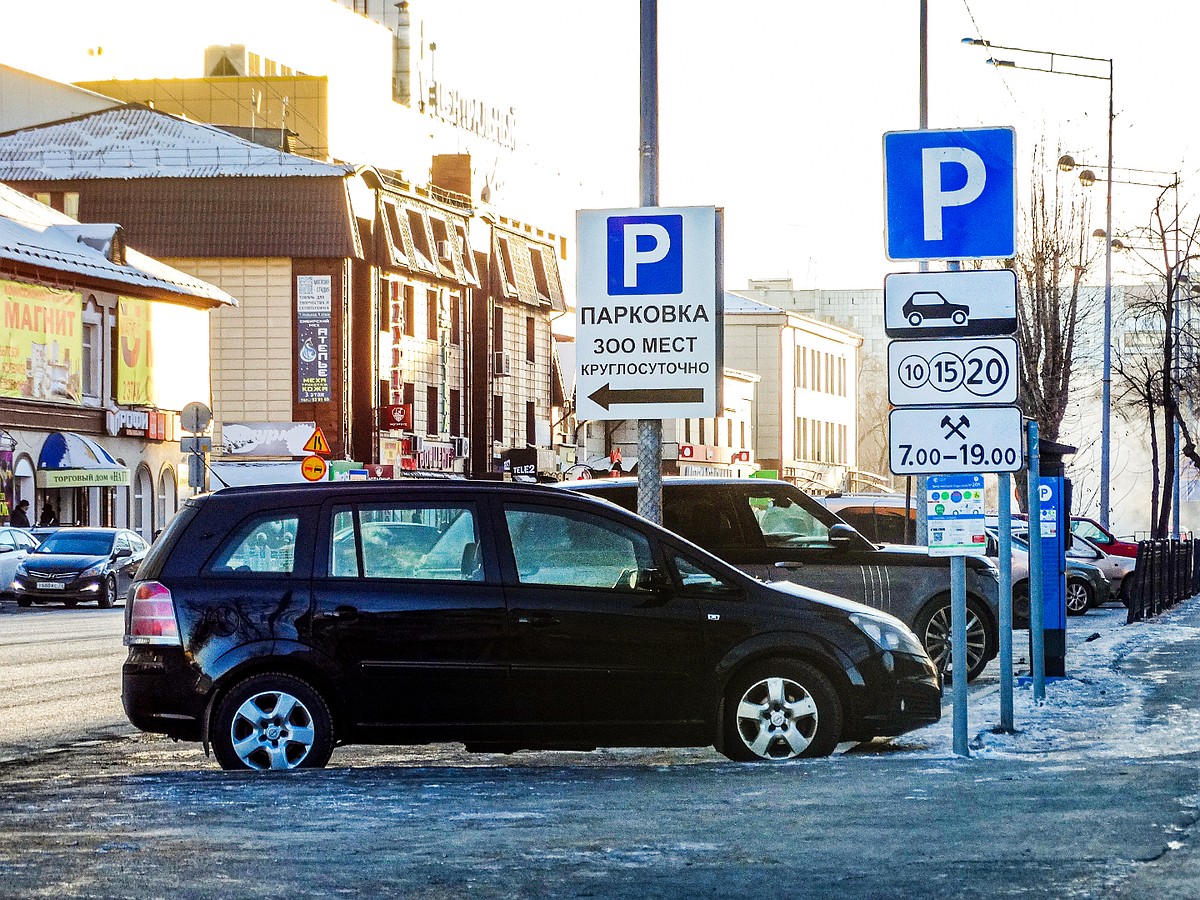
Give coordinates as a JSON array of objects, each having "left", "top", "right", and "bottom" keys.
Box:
[
  {"left": 328, "top": 605, "right": 360, "bottom": 620},
  {"left": 515, "top": 611, "right": 559, "bottom": 628}
]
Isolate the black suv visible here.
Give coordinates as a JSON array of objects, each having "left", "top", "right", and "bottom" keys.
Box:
[
  {"left": 123, "top": 481, "right": 940, "bottom": 770},
  {"left": 565, "top": 478, "right": 1000, "bottom": 681}
]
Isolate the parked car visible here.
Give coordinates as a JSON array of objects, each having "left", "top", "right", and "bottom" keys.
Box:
[
  {"left": 1070, "top": 516, "right": 1139, "bottom": 559},
  {"left": 0, "top": 527, "right": 39, "bottom": 600},
  {"left": 13, "top": 527, "right": 148, "bottom": 608},
  {"left": 983, "top": 528, "right": 1113, "bottom": 621},
  {"left": 565, "top": 477, "right": 1000, "bottom": 681},
  {"left": 818, "top": 493, "right": 915, "bottom": 544},
  {"left": 122, "top": 481, "right": 941, "bottom": 771}
]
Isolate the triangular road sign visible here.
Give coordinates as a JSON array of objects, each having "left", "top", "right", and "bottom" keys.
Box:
[{"left": 303, "top": 425, "right": 331, "bottom": 455}]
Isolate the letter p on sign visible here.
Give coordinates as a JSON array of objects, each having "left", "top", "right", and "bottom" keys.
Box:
[
  {"left": 607, "top": 214, "right": 683, "bottom": 295},
  {"left": 884, "top": 127, "right": 1016, "bottom": 261}
]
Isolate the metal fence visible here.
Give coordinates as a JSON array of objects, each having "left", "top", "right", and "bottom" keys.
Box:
[{"left": 1126, "top": 538, "right": 1200, "bottom": 622}]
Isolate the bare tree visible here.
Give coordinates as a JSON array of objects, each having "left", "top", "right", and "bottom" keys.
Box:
[
  {"left": 1012, "top": 146, "right": 1096, "bottom": 444},
  {"left": 1114, "top": 187, "right": 1200, "bottom": 536}
]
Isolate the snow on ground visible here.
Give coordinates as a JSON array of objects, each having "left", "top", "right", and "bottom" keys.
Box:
[{"left": 905, "top": 601, "right": 1200, "bottom": 761}]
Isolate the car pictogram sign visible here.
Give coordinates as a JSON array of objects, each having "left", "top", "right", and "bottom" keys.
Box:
[{"left": 303, "top": 426, "right": 331, "bottom": 455}]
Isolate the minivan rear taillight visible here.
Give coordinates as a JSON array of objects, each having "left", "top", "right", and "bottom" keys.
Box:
[{"left": 125, "top": 581, "right": 181, "bottom": 646}]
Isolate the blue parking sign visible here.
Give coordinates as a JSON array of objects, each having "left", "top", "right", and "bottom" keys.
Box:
[
  {"left": 884, "top": 127, "right": 1016, "bottom": 261},
  {"left": 606, "top": 214, "right": 684, "bottom": 295}
]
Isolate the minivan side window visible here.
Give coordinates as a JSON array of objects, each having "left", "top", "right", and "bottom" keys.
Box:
[
  {"left": 330, "top": 504, "right": 483, "bottom": 581},
  {"left": 210, "top": 515, "right": 300, "bottom": 574},
  {"left": 745, "top": 492, "right": 833, "bottom": 548},
  {"left": 504, "top": 506, "right": 654, "bottom": 590}
]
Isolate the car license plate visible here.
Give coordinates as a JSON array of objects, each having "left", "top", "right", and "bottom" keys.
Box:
[{"left": 36, "top": 581, "right": 65, "bottom": 590}]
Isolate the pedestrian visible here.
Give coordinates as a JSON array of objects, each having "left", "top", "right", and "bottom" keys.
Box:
[
  {"left": 38, "top": 501, "right": 58, "bottom": 527},
  {"left": 10, "top": 499, "right": 30, "bottom": 529}
]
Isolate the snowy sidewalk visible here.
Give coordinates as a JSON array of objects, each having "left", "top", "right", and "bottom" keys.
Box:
[{"left": 908, "top": 597, "right": 1200, "bottom": 759}]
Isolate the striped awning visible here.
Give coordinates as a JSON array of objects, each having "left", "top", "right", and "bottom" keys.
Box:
[{"left": 36, "top": 432, "right": 129, "bottom": 487}]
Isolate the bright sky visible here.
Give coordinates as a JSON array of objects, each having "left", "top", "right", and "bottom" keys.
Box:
[{"left": 4, "top": 1, "right": 1198, "bottom": 291}]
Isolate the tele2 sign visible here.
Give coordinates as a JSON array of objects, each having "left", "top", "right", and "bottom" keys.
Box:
[
  {"left": 576, "top": 206, "right": 722, "bottom": 421},
  {"left": 884, "top": 127, "right": 1016, "bottom": 261}
]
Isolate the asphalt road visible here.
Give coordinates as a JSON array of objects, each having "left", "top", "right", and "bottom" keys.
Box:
[
  {"left": 1, "top": 600, "right": 1199, "bottom": 898},
  {"left": 0, "top": 604, "right": 133, "bottom": 763}
]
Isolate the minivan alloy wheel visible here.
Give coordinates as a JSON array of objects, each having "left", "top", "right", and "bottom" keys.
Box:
[
  {"left": 721, "top": 659, "right": 842, "bottom": 761},
  {"left": 212, "top": 673, "right": 335, "bottom": 771}
]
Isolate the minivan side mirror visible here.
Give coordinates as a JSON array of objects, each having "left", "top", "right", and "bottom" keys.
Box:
[
  {"left": 113, "top": 546, "right": 133, "bottom": 559},
  {"left": 828, "top": 523, "right": 857, "bottom": 545}
]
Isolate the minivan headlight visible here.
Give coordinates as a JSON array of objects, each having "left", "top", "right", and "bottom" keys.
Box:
[{"left": 849, "top": 612, "right": 927, "bottom": 657}]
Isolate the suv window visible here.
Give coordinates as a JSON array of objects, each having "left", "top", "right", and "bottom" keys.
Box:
[
  {"left": 330, "top": 504, "right": 482, "bottom": 581},
  {"left": 504, "top": 505, "right": 654, "bottom": 590},
  {"left": 210, "top": 514, "right": 301, "bottom": 575},
  {"left": 743, "top": 490, "right": 833, "bottom": 548}
]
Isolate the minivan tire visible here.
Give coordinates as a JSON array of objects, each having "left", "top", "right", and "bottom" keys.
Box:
[
  {"left": 212, "top": 673, "right": 335, "bottom": 771},
  {"left": 719, "top": 659, "right": 842, "bottom": 761}
]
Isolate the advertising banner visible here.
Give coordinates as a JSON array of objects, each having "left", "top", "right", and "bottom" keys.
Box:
[
  {"left": 0, "top": 278, "right": 82, "bottom": 403},
  {"left": 297, "top": 275, "right": 332, "bottom": 402},
  {"left": 117, "top": 296, "right": 153, "bottom": 405}
]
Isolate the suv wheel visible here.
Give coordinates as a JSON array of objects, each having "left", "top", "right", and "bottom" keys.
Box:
[
  {"left": 719, "top": 659, "right": 842, "bottom": 761},
  {"left": 212, "top": 673, "right": 335, "bottom": 771},
  {"left": 915, "top": 596, "right": 994, "bottom": 683}
]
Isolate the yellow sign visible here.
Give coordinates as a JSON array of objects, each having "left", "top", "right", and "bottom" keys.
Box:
[
  {"left": 300, "top": 455, "right": 328, "bottom": 482},
  {"left": 38, "top": 468, "right": 130, "bottom": 488},
  {"left": 303, "top": 426, "right": 331, "bottom": 455},
  {"left": 0, "top": 278, "right": 82, "bottom": 403},
  {"left": 117, "top": 296, "right": 153, "bottom": 405}
]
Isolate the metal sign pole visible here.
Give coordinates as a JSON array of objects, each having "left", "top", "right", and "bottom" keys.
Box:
[
  {"left": 998, "top": 472, "right": 1015, "bottom": 731},
  {"left": 1027, "top": 420, "right": 1046, "bottom": 701},
  {"left": 951, "top": 554, "right": 969, "bottom": 756},
  {"left": 636, "top": 0, "right": 662, "bottom": 525}
]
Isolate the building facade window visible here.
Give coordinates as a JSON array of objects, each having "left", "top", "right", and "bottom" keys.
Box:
[
  {"left": 426, "top": 290, "right": 439, "bottom": 341},
  {"left": 525, "top": 401, "right": 536, "bottom": 447},
  {"left": 426, "top": 386, "right": 439, "bottom": 436},
  {"left": 526, "top": 316, "right": 536, "bottom": 362},
  {"left": 492, "top": 395, "right": 504, "bottom": 446},
  {"left": 81, "top": 301, "right": 102, "bottom": 404},
  {"left": 449, "top": 389, "right": 461, "bottom": 437},
  {"left": 403, "top": 284, "right": 415, "bottom": 337},
  {"left": 450, "top": 293, "right": 461, "bottom": 345}
]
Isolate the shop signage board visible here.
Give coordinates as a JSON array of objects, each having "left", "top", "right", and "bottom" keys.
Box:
[
  {"left": 221, "top": 421, "right": 315, "bottom": 457},
  {"left": 297, "top": 275, "right": 332, "bottom": 403},
  {"left": 888, "top": 336, "right": 1018, "bottom": 406},
  {"left": 575, "top": 206, "right": 723, "bottom": 421},
  {"left": 926, "top": 473, "right": 987, "bottom": 557},
  {"left": 883, "top": 270, "right": 1018, "bottom": 339},
  {"left": 889, "top": 405, "right": 1024, "bottom": 475}
]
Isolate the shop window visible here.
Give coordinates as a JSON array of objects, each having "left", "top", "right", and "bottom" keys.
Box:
[{"left": 157, "top": 467, "right": 177, "bottom": 528}]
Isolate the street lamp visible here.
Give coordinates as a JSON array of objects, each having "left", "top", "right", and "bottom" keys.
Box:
[{"left": 963, "top": 37, "right": 1116, "bottom": 530}]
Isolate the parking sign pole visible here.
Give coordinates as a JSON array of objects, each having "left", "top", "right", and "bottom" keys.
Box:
[
  {"left": 951, "top": 554, "right": 969, "bottom": 756},
  {"left": 636, "top": 0, "right": 663, "bottom": 525},
  {"left": 998, "top": 472, "right": 1015, "bottom": 731},
  {"left": 1027, "top": 421, "right": 1046, "bottom": 701}
]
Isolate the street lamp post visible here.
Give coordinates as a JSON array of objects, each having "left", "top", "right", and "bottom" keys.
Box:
[{"left": 963, "top": 38, "right": 1114, "bottom": 529}]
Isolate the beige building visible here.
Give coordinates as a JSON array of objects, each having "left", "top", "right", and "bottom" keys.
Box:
[{"left": 723, "top": 294, "right": 864, "bottom": 493}]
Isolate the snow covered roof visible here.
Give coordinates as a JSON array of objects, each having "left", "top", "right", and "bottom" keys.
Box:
[
  {"left": 723, "top": 292, "right": 784, "bottom": 314},
  {"left": 0, "top": 181, "right": 235, "bottom": 306},
  {"left": 0, "top": 104, "right": 354, "bottom": 181}
]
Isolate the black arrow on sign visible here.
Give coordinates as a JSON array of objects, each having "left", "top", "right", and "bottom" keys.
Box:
[{"left": 588, "top": 382, "right": 705, "bottom": 410}]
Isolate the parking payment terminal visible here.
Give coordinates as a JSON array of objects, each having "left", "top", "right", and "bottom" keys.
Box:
[{"left": 1032, "top": 441, "right": 1076, "bottom": 678}]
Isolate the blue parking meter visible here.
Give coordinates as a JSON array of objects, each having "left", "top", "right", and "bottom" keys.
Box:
[{"left": 1036, "top": 476, "right": 1067, "bottom": 676}]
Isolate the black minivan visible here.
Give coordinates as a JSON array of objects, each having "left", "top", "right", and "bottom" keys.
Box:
[{"left": 123, "top": 481, "right": 940, "bottom": 770}]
